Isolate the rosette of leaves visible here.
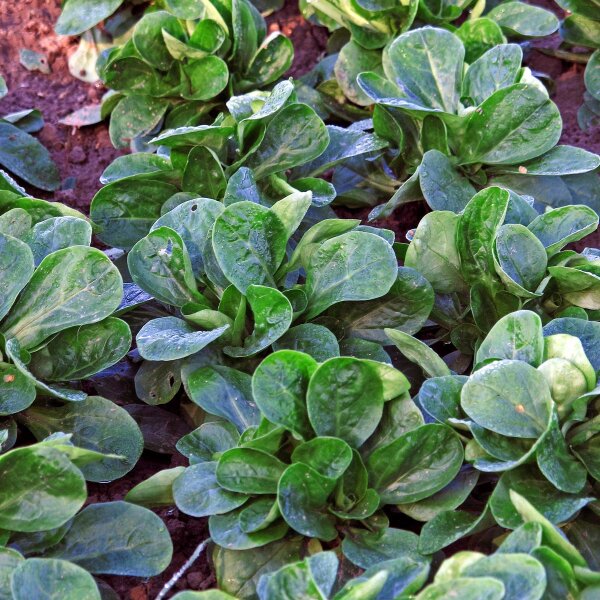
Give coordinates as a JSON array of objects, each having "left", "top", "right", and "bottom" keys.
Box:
[
  {"left": 0, "top": 100, "right": 60, "bottom": 192},
  {"left": 126, "top": 351, "right": 466, "bottom": 592},
  {"left": 169, "top": 498, "right": 600, "bottom": 600},
  {"left": 121, "top": 187, "right": 434, "bottom": 403},
  {"left": 297, "top": 3, "right": 558, "bottom": 128},
  {"left": 89, "top": 80, "right": 388, "bottom": 250},
  {"left": 93, "top": 0, "right": 295, "bottom": 148},
  {"left": 0, "top": 437, "right": 172, "bottom": 599},
  {"left": 402, "top": 186, "right": 600, "bottom": 353},
  {"left": 346, "top": 27, "right": 600, "bottom": 216},
  {"left": 385, "top": 310, "right": 600, "bottom": 554},
  {"left": 0, "top": 208, "right": 139, "bottom": 480},
  {"left": 556, "top": 0, "right": 600, "bottom": 130}
]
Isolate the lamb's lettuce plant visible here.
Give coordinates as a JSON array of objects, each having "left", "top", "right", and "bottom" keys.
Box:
[
  {"left": 121, "top": 191, "right": 433, "bottom": 403},
  {"left": 0, "top": 438, "right": 172, "bottom": 599},
  {"left": 387, "top": 310, "right": 600, "bottom": 553},
  {"left": 80, "top": 0, "right": 295, "bottom": 148},
  {"left": 329, "top": 27, "right": 600, "bottom": 213},
  {"left": 0, "top": 206, "right": 137, "bottom": 481},
  {"left": 173, "top": 499, "right": 600, "bottom": 600},
  {"left": 90, "top": 80, "right": 388, "bottom": 250},
  {"left": 403, "top": 187, "right": 600, "bottom": 352}
]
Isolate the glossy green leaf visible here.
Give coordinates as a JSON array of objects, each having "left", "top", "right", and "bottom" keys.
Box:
[
  {"left": 488, "top": 1, "right": 559, "bottom": 37},
  {"left": 48, "top": 501, "right": 172, "bottom": 576},
  {"left": 385, "top": 329, "right": 451, "bottom": 378},
  {"left": 367, "top": 424, "right": 464, "bottom": 504},
  {"left": 0, "top": 445, "right": 86, "bottom": 532},
  {"left": 10, "top": 558, "right": 100, "bottom": 600},
  {"left": 307, "top": 357, "right": 384, "bottom": 448},
  {"left": 174, "top": 461, "right": 248, "bottom": 517},
  {"left": 55, "top": 0, "right": 124, "bottom": 35}
]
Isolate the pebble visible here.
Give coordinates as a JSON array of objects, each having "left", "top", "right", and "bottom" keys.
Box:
[{"left": 68, "top": 145, "right": 86, "bottom": 163}]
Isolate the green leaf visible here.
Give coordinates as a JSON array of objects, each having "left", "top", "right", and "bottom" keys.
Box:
[
  {"left": 28, "top": 317, "right": 131, "bottom": 381},
  {"left": 224, "top": 286, "right": 293, "bottom": 357},
  {"left": 404, "top": 211, "right": 466, "bottom": 294},
  {"left": 463, "top": 44, "right": 522, "bottom": 106},
  {"left": 414, "top": 577, "right": 505, "bottom": 600},
  {"left": 125, "top": 466, "right": 185, "bottom": 508},
  {"left": 278, "top": 463, "right": 337, "bottom": 540},
  {"left": 252, "top": 350, "right": 317, "bottom": 439},
  {"left": 129, "top": 226, "right": 202, "bottom": 308},
  {"left": 209, "top": 508, "right": 288, "bottom": 550},
  {"left": 153, "top": 198, "right": 224, "bottom": 278},
  {"left": 135, "top": 360, "right": 182, "bottom": 406},
  {"left": 10, "top": 558, "right": 100, "bottom": 600},
  {"left": 417, "top": 375, "right": 467, "bottom": 425},
  {"left": 419, "top": 150, "right": 476, "bottom": 212},
  {"left": 490, "top": 465, "right": 592, "bottom": 529},
  {"left": 90, "top": 179, "right": 179, "bottom": 250},
  {"left": 0, "top": 445, "right": 86, "bottom": 532},
  {"left": 213, "top": 538, "right": 302, "bottom": 599},
  {"left": 488, "top": 1, "right": 559, "bottom": 38},
  {"left": 342, "top": 527, "right": 421, "bottom": 568},
  {"left": 335, "top": 41, "right": 383, "bottom": 106},
  {"left": 0, "top": 547, "right": 24, "bottom": 600},
  {"left": 27, "top": 217, "right": 92, "bottom": 265},
  {"left": 137, "top": 316, "right": 229, "bottom": 361},
  {"left": 173, "top": 461, "right": 248, "bottom": 517},
  {"left": 132, "top": 11, "right": 185, "bottom": 70},
  {"left": 109, "top": 95, "right": 169, "bottom": 149},
  {"left": 305, "top": 231, "right": 398, "bottom": 320},
  {"left": 2, "top": 246, "right": 122, "bottom": 349},
  {"left": 176, "top": 421, "right": 239, "bottom": 465},
  {"left": 459, "top": 84, "right": 562, "bottom": 166},
  {"left": 385, "top": 330, "right": 451, "bottom": 378},
  {"left": 213, "top": 202, "right": 288, "bottom": 293},
  {"left": 244, "top": 33, "right": 294, "bottom": 88},
  {"left": 245, "top": 104, "right": 329, "bottom": 179},
  {"left": 272, "top": 324, "right": 340, "bottom": 362},
  {"left": 217, "top": 448, "right": 286, "bottom": 494},
  {"left": 476, "top": 310, "right": 544, "bottom": 367},
  {"left": 48, "top": 501, "right": 172, "bottom": 576},
  {"left": 22, "top": 397, "right": 143, "bottom": 483},
  {"left": 0, "top": 122, "right": 60, "bottom": 191},
  {"left": 367, "top": 424, "right": 464, "bottom": 504},
  {"left": 461, "top": 360, "right": 553, "bottom": 438},
  {"left": 419, "top": 507, "right": 493, "bottom": 554},
  {"left": 0, "top": 362, "right": 36, "bottom": 416},
  {"left": 55, "top": 0, "right": 124, "bottom": 35},
  {"left": 330, "top": 266, "right": 433, "bottom": 343},
  {"left": 456, "top": 18, "right": 506, "bottom": 64},
  {"left": 307, "top": 357, "right": 384, "bottom": 448},
  {"left": 182, "top": 146, "right": 226, "bottom": 199},
  {"left": 462, "top": 553, "right": 547, "bottom": 599},
  {"left": 457, "top": 187, "right": 510, "bottom": 286},
  {"left": 292, "top": 437, "right": 353, "bottom": 480},
  {"left": 184, "top": 365, "right": 259, "bottom": 432},
  {"left": 528, "top": 205, "right": 599, "bottom": 256},
  {"left": 383, "top": 27, "right": 464, "bottom": 114}
]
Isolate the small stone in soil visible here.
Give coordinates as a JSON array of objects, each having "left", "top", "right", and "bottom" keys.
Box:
[{"left": 68, "top": 146, "right": 87, "bottom": 163}]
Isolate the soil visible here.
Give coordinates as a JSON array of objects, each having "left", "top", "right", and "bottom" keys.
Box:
[{"left": 1, "top": 0, "right": 599, "bottom": 598}]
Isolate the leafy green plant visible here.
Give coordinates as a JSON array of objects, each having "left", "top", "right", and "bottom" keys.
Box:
[
  {"left": 77, "top": 0, "right": 296, "bottom": 148},
  {"left": 0, "top": 201, "right": 137, "bottom": 480},
  {"left": 119, "top": 190, "right": 434, "bottom": 403},
  {"left": 348, "top": 27, "right": 600, "bottom": 215},
  {"left": 0, "top": 437, "right": 172, "bottom": 599},
  {"left": 297, "top": 2, "right": 558, "bottom": 127},
  {"left": 555, "top": 0, "right": 600, "bottom": 130},
  {"left": 89, "top": 80, "right": 387, "bottom": 250},
  {"left": 172, "top": 494, "right": 600, "bottom": 599},
  {"left": 403, "top": 187, "right": 600, "bottom": 355}
]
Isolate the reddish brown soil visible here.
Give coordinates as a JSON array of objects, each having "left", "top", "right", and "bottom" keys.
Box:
[{"left": 1, "top": 1, "right": 599, "bottom": 598}]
